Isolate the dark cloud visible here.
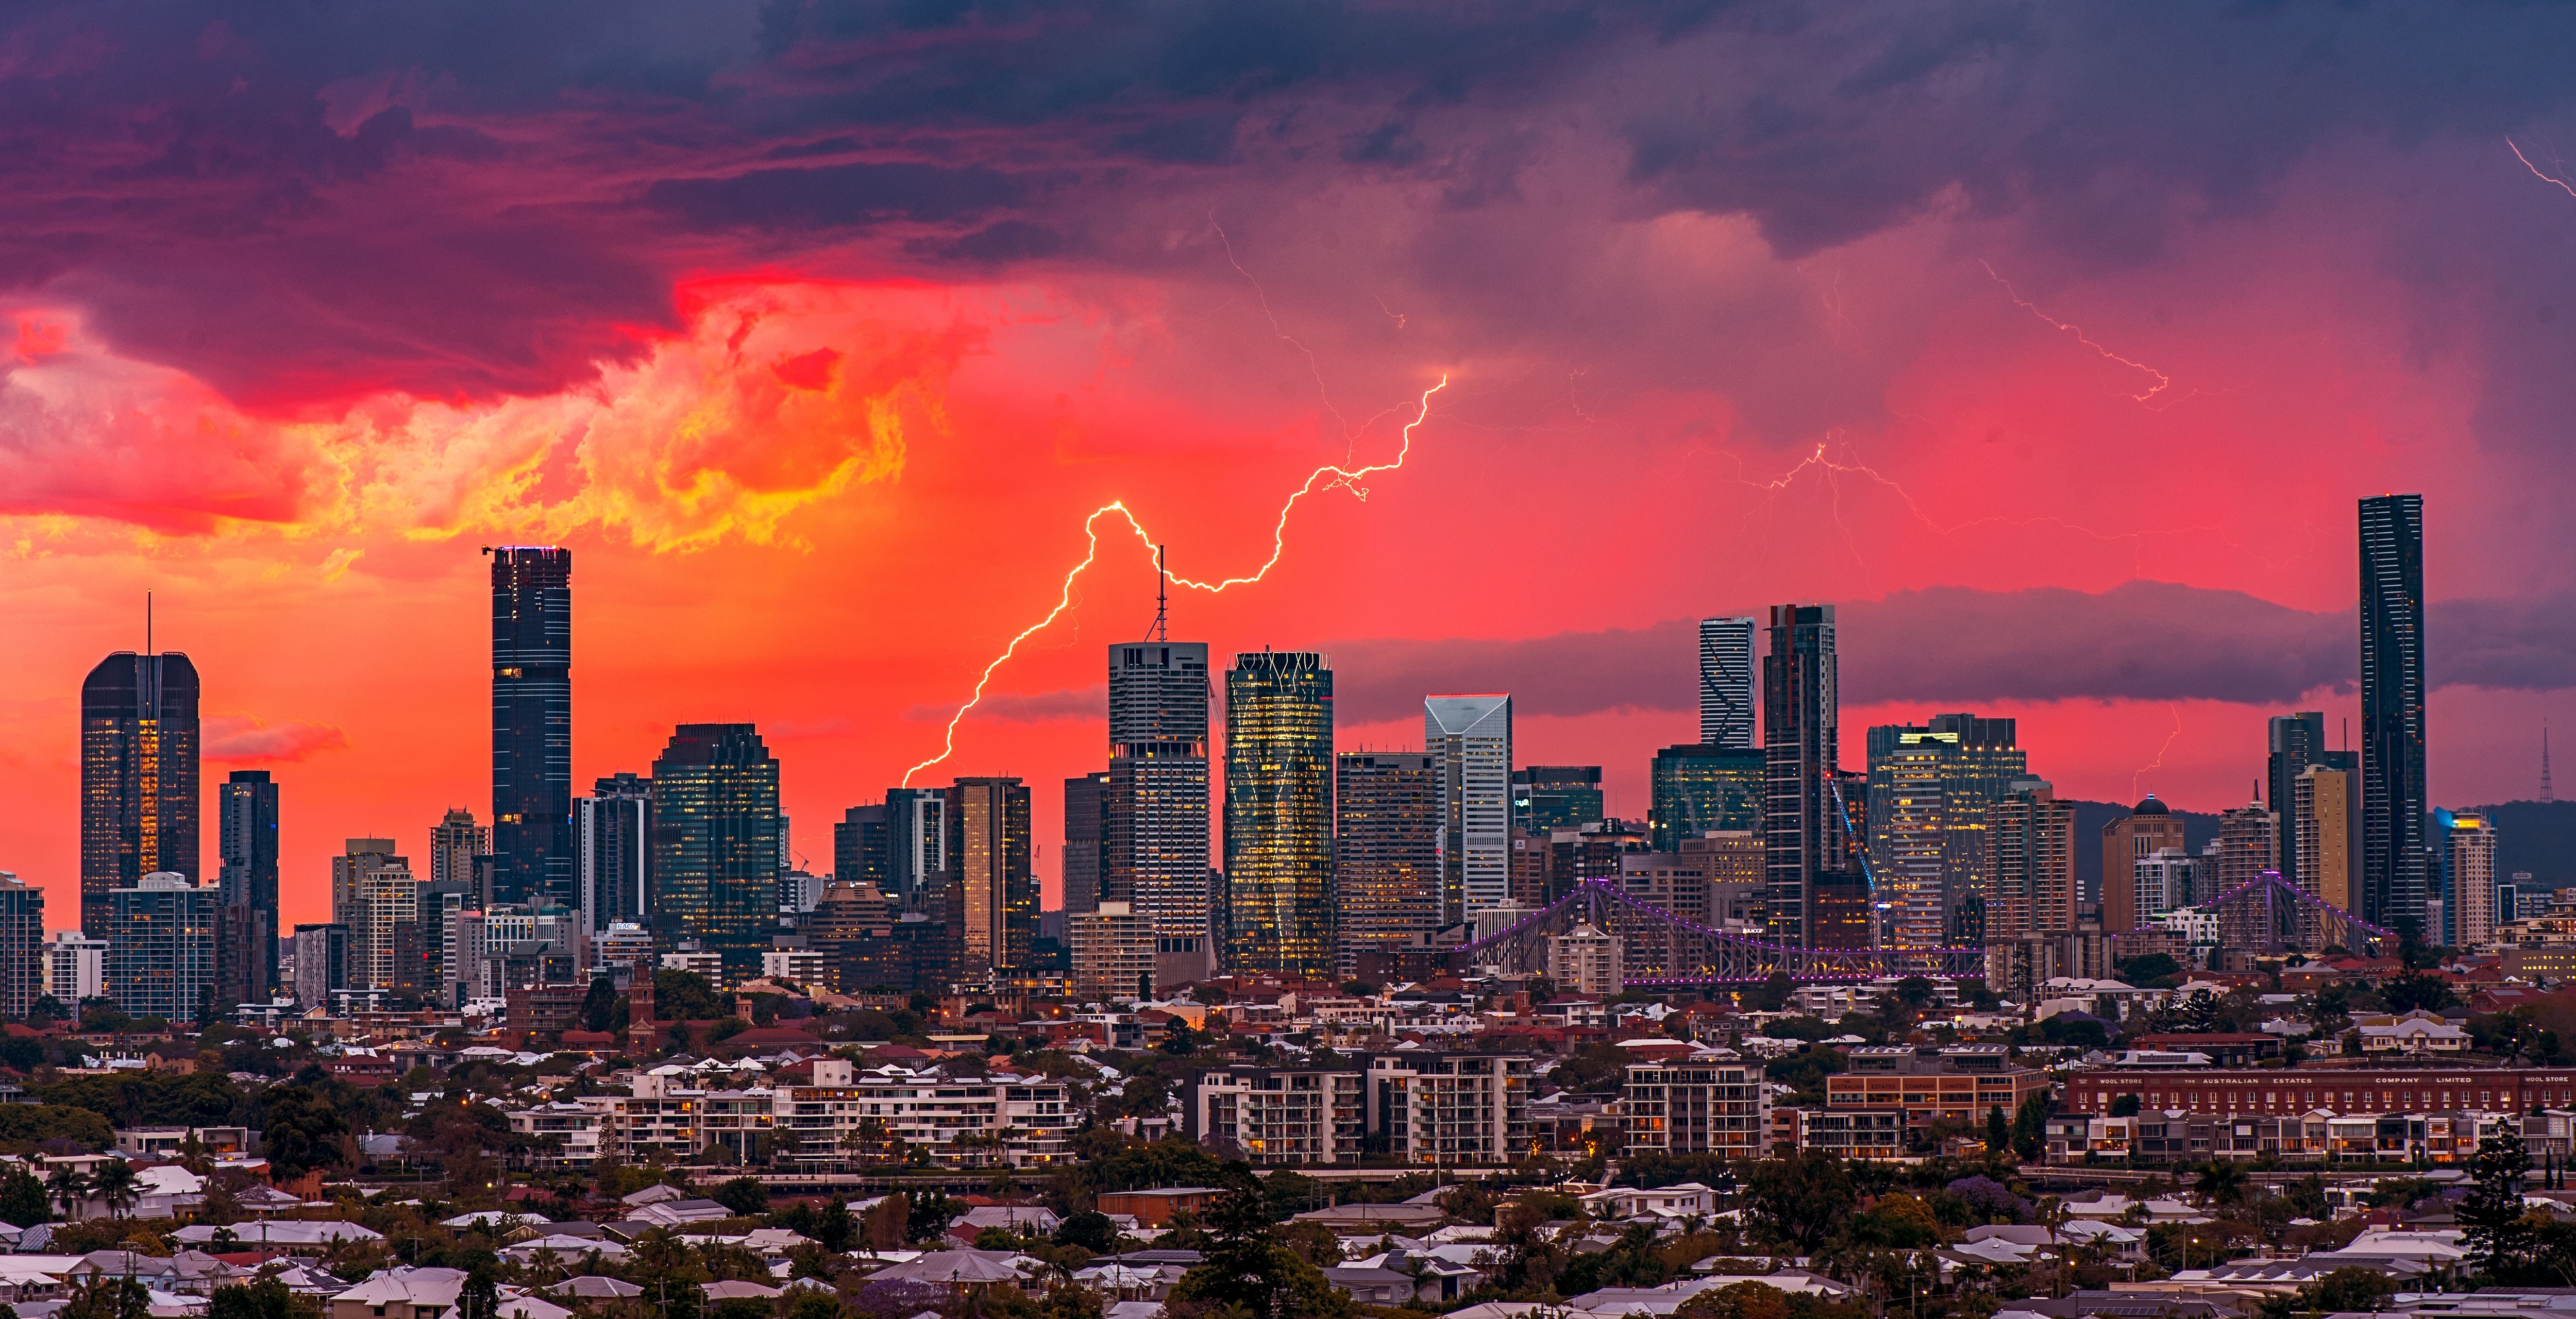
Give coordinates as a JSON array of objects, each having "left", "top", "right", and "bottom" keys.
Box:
[
  {"left": 644, "top": 162, "right": 1023, "bottom": 231},
  {"left": 1325, "top": 583, "right": 2576, "bottom": 725}
]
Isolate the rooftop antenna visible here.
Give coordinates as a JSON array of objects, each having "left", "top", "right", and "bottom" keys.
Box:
[
  {"left": 1150, "top": 544, "right": 1169, "bottom": 643},
  {"left": 145, "top": 591, "right": 151, "bottom": 657},
  {"left": 2547, "top": 721, "right": 2556, "bottom": 804}
]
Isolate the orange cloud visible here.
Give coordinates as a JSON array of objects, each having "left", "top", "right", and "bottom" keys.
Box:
[{"left": 204, "top": 714, "right": 349, "bottom": 763}]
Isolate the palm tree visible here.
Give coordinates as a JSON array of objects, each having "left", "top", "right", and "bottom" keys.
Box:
[
  {"left": 2194, "top": 1159, "right": 2248, "bottom": 1211},
  {"left": 45, "top": 1165, "right": 90, "bottom": 1222},
  {"left": 91, "top": 1160, "right": 140, "bottom": 1221}
]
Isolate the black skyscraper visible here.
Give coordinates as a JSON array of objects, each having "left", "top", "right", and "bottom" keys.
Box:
[
  {"left": 81, "top": 651, "right": 200, "bottom": 934},
  {"left": 489, "top": 547, "right": 573, "bottom": 908},
  {"left": 1762, "top": 604, "right": 1839, "bottom": 948},
  {"left": 216, "top": 770, "right": 280, "bottom": 984},
  {"left": 2359, "top": 495, "right": 2428, "bottom": 937}
]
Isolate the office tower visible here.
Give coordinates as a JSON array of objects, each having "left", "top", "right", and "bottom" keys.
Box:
[
  {"left": 2266, "top": 712, "right": 2326, "bottom": 896},
  {"left": 290, "top": 923, "right": 350, "bottom": 1006},
  {"left": 446, "top": 909, "right": 490, "bottom": 1006},
  {"left": 80, "top": 650, "right": 201, "bottom": 933},
  {"left": 883, "top": 787, "right": 948, "bottom": 909},
  {"left": 1512, "top": 767, "right": 1604, "bottom": 834},
  {"left": 1698, "top": 617, "right": 1758, "bottom": 749},
  {"left": 1223, "top": 652, "right": 1335, "bottom": 977},
  {"left": 418, "top": 879, "right": 474, "bottom": 1003},
  {"left": 1426, "top": 695, "right": 1512, "bottom": 922},
  {"left": 1762, "top": 604, "right": 1839, "bottom": 946},
  {"left": 1863, "top": 715, "right": 2026, "bottom": 947},
  {"left": 1983, "top": 779, "right": 2076, "bottom": 941},
  {"left": 2211, "top": 798, "right": 2281, "bottom": 952},
  {"left": 576, "top": 773, "right": 652, "bottom": 934},
  {"left": 105, "top": 872, "right": 218, "bottom": 1023},
  {"left": 835, "top": 803, "right": 889, "bottom": 890},
  {"left": 42, "top": 931, "right": 108, "bottom": 1005},
  {"left": 1069, "top": 902, "right": 1156, "bottom": 1000},
  {"left": 213, "top": 903, "right": 270, "bottom": 1007},
  {"left": 0, "top": 875, "right": 40, "bottom": 1019},
  {"left": 2435, "top": 809, "right": 2498, "bottom": 949},
  {"left": 2132, "top": 849, "right": 2198, "bottom": 927},
  {"left": 1680, "top": 831, "right": 1766, "bottom": 932},
  {"left": 1647, "top": 745, "right": 1764, "bottom": 851},
  {"left": 490, "top": 545, "right": 573, "bottom": 909},
  {"left": 355, "top": 855, "right": 422, "bottom": 991},
  {"left": 329, "top": 838, "right": 400, "bottom": 973},
  {"left": 429, "top": 808, "right": 490, "bottom": 889},
  {"left": 1108, "top": 642, "right": 1214, "bottom": 983},
  {"left": 2098, "top": 796, "right": 2189, "bottom": 937},
  {"left": 2359, "top": 494, "right": 2428, "bottom": 938},
  {"left": 1062, "top": 773, "right": 1110, "bottom": 915},
  {"left": 943, "top": 777, "right": 1034, "bottom": 978},
  {"left": 2292, "top": 759, "right": 2359, "bottom": 940},
  {"left": 215, "top": 770, "right": 280, "bottom": 984},
  {"left": 649, "top": 723, "right": 783, "bottom": 977},
  {"left": 1335, "top": 753, "right": 1442, "bottom": 974}
]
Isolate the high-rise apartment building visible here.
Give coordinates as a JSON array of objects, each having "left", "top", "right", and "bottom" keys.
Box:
[
  {"left": 81, "top": 650, "right": 200, "bottom": 933},
  {"left": 1983, "top": 779, "right": 2076, "bottom": 941},
  {"left": 883, "top": 787, "right": 947, "bottom": 909},
  {"left": 1762, "top": 604, "right": 1839, "bottom": 946},
  {"left": 2267, "top": 713, "right": 2327, "bottom": 897},
  {"left": 1426, "top": 695, "right": 1512, "bottom": 921},
  {"left": 1109, "top": 642, "right": 1214, "bottom": 983},
  {"left": 355, "top": 855, "right": 422, "bottom": 992},
  {"left": 1224, "top": 652, "right": 1334, "bottom": 977},
  {"left": 2100, "top": 796, "right": 2189, "bottom": 936},
  {"left": 490, "top": 545, "right": 573, "bottom": 910},
  {"left": 215, "top": 770, "right": 280, "bottom": 985},
  {"left": 213, "top": 903, "right": 270, "bottom": 1007},
  {"left": 1512, "top": 767, "right": 1604, "bottom": 834},
  {"left": 329, "top": 837, "right": 400, "bottom": 970},
  {"left": 1698, "top": 616, "right": 1758, "bottom": 749},
  {"left": 577, "top": 773, "right": 652, "bottom": 934},
  {"left": 649, "top": 723, "right": 783, "bottom": 976},
  {"left": 106, "top": 872, "right": 218, "bottom": 1023},
  {"left": 944, "top": 777, "right": 1034, "bottom": 979},
  {"left": 1648, "top": 745, "right": 1765, "bottom": 851},
  {"left": 2359, "top": 494, "right": 2428, "bottom": 938},
  {"left": 2293, "top": 762, "right": 2359, "bottom": 921},
  {"left": 429, "top": 808, "right": 490, "bottom": 891},
  {"left": 1335, "top": 752, "right": 1442, "bottom": 975},
  {"left": 1069, "top": 902, "right": 1156, "bottom": 1000},
  {"left": 834, "top": 803, "right": 889, "bottom": 892},
  {"left": 1062, "top": 772, "right": 1110, "bottom": 915},
  {"left": 43, "top": 930, "right": 108, "bottom": 1005},
  {"left": 289, "top": 923, "right": 349, "bottom": 1006},
  {"left": 2435, "top": 809, "right": 2497, "bottom": 949},
  {"left": 2132, "top": 849, "right": 2198, "bottom": 927},
  {"left": 2212, "top": 799, "right": 2281, "bottom": 952},
  {"left": 1863, "top": 715, "right": 2026, "bottom": 948},
  {"left": 0, "top": 874, "right": 41, "bottom": 1019}
]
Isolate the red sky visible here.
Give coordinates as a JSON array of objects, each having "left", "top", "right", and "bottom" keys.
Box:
[{"left": 4, "top": 5, "right": 2575, "bottom": 927}]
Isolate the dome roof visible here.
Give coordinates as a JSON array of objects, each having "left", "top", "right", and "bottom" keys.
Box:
[{"left": 2132, "top": 794, "right": 2170, "bottom": 816}]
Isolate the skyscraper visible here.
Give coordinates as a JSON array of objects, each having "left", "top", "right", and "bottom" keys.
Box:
[
  {"left": 1698, "top": 617, "right": 1758, "bottom": 749},
  {"left": 1983, "top": 779, "right": 2076, "bottom": 941},
  {"left": 1512, "top": 767, "right": 1604, "bottom": 834},
  {"left": 1426, "top": 695, "right": 1512, "bottom": 922},
  {"left": 576, "top": 773, "right": 652, "bottom": 935},
  {"left": 0, "top": 874, "right": 41, "bottom": 1020},
  {"left": 106, "top": 872, "right": 218, "bottom": 1023},
  {"left": 1335, "top": 752, "right": 1442, "bottom": 976},
  {"left": 1224, "top": 651, "right": 1335, "bottom": 977},
  {"left": 883, "top": 787, "right": 947, "bottom": 909},
  {"left": 490, "top": 546, "right": 573, "bottom": 909},
  {"left": 2267, "top": 712, "right": 2327, "bottom": 898},
  {"left": 2099, "top": 796, "right": 2187, "bottom": 936},
  {"left": 329, "top": 838, "right": 399, "bottom": 970},
  {"left": 650, "top": 723, "right": 782, "bottom": 976},
  {"left": 429, "top": 808, "right": 490, "bottom": 891},
  {"left": 1062, "top": 772, "right": 1109, "bottom": 914},
  {"left": 2293, "top": 761, "right": 2359, "bottom": 928},
  {"left": 1648, "top": 745, "right": 1765, "bottom": 850},
  {"left": 2435, "top": 809, "right": 2497, "bottom": 949},
  {"left": 944, "top": 776, "right": 1034, "bottom": 978},
  {"left": 1108, "top": 642, "right": 1213, "bottom": 983},
  {"left": 215, "top": 770, "right": 280, "bottom": 984},
  {"left": 834, "top": 803, "right": 889, "bottom": 891},
  {"left": 1862, "top": 714, "right": 2026, "bottom": 946},
  {"left": 1762, "top": 604, "right": 1839, "bottom": 946},
  {"left": 2359, "top": 494, "right": 2428, "bottom": 939},
  {"left": 81, "top": 650, "right": 200, "bottom": 933},
  {"left": 2212, "top": 798, "right": 2281, "bottom": 952}
]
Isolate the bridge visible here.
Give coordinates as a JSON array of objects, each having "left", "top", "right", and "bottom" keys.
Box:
[{"left": 1450, "top": 866, "right": 2389, "bottom": 987}]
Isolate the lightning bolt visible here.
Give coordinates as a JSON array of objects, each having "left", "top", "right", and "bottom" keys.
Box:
[
  {"left": 2509, "top": 137, "right": 2576, "bottom": 199},
  {"left": 1980, "top": 261, "right": 2174, "bottom": 405},
  {"left": 900, "top": 374, "right": 1450, "bottom": 786},
  {"left": 2132, "top": 703, "right": 2184, "bottom": 801}
]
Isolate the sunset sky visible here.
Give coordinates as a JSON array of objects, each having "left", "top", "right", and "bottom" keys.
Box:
[{"left": 7, "top": 3, "right": 2576, "bottom": 927}]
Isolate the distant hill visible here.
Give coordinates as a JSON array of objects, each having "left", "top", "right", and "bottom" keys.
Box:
[
  {"left": 2477, "top": 800, "right": 2576, "bottom": 892},
  {"left": 2065, "top": 798, "right": 2224, "bottom": 908}
]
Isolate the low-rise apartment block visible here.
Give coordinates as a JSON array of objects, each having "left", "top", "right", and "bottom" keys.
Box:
[{"left": 1620, "top": 1047, "right": 1767, "bottom": 1158}]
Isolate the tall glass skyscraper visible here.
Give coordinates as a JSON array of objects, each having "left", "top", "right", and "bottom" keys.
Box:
[
  {"left": 1335, "top": 752, "right": 1442, "bottom": 976},
  {"left": 1224, "top": 651, "right": 1334, "bottom": 976},
  {"left": 649, "top": 723, "right": 780, "bottom": 976},
  {"left": 1426, "top": 695, "right": 1512, "bottom": 921},
  {"left": 1108, "top": 642, "right": 1213, "bottom": 982},
  {"left": 883, "top": 787, "right": 947, "bottom": 909},
  {"left": 1762, "top": 604, "right": 1838, "bottom": 947},
  {"left": 215, "top": 769, "right": 280, "bottom": 986},
  {"left": 82, "top": 650, "right": 200, "bottom": 934},
  {"left": 1062, "top": 771, "right": 1110, "bottom": 914},
  {"left": 490, "top": 546, "right": 573, "bottom": 909},
  {"left": 944, "top": 777, "right": 1034, "bottom": 978},
  {"left": 1698, "top": 616, "right": 1758, "bottom": 749},
  {"left": 1863, "top": 715, "right": 2024, "bottom": 948},
  {"left": 576, "top": 773, "right": 652, "bottom": 934},
  {"left": 2359, "top": 495, "right": 2428, "bottom": 938},
  {"left": 1648, "top": 745, "right": 1764, "bottom": 849}
]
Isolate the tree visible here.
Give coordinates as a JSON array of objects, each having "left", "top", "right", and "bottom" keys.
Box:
[
  {"left": 860, "top": 1195, "right": 907, "bottom": 1252},
  {"left": 208, "top": 1277, "right": 293, "bottom": 1319},
  {"left": 1678, "top": 1281, "right": 1791, "bottom": 1319},
  {"left": 1743, "top": 1147, "right": 1856, "bottom": 1254},
  {"left": 44, "top": 1165, "right": 89, "bottom": 1222},
  {"left": 1985, "top": 1106, "right": 2009, "bottom": 1155},
  {"left": 2011, "top": 1092, "right": 2049, "bottom": 1164},
  {"left": 89, "top": 1160, "right": 137, "bottom": 1221},
  {"left": 652, "top": 971, "right": 729, "bottom": 1022},
  {"left": 1055, "top": 1211, "right": 1119, "bottom": 1253},
  {"left": 1167, "top": 1168, "right": 1353, "bottom": 1319},
  {"left": 2462, "top": 1128, "right": 2534, "bottom": 1274},
  {"left": 257, "top": 1086, "right": 348, "bottom": 1179},
  {"left": 0, "top": 1166, "right": 45, "bottom": 1228},
  {"left": 62, "top": 1277, "right": 147, "bottom": 1319},
  {"left": 2382, "top": 971, "right": 2457, "bottom": 1015},
  {"left": 579, "top": 977, "right": 624, "bottom": 1034},
  {"left": 2110, "top": 1094, "right": 2142, "bottom": 1118},
  {"left": 905, "top": 1192, "right": 963, "bottom": 1245},
  {"left": 710, "top": 1176, "right": 769, "bottom": 1217},
  {"left": 2304, "top": 1266, "right": 2397, "bottom": 1312},
  {"left": 2194, "top": 1159, "right": 2248, "bottom": 1212},
  {"left": 1746, "top": 971, "right": 1794, "bottom": 1013}
]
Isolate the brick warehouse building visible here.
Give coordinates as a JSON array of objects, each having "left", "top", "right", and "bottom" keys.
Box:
[{"left": 2064, "top": 1067, "right": 2576, "bottom": 1119}]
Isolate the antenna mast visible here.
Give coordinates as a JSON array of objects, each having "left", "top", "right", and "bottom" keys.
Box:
[
  {"left": 146, "top": 590, "right": 153, "bottom": 657},
  {"left": 1152, "top": 544, "right": 1169, "bottom": 643},
  {"left": 2547, "top": 721, "right": 2556, "bottom": 804}
]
